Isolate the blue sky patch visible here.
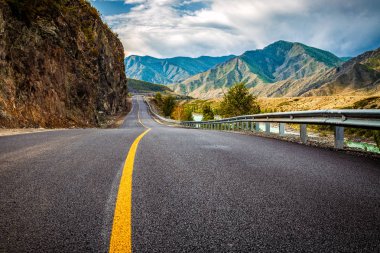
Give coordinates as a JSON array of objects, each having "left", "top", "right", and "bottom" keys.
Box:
[{"left": 89, "top": 0, "right": 136, "bottom": 16}]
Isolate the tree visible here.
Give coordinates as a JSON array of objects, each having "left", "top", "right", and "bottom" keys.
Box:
[
  {"left": 154, "top": 92, "right": 162, "bottom": 104},
  {"left": 162, "top": 95, "right": 176, "bottom": 117},
  {"left": 171, "top": 105, "right": 193, "bottom": 121},
  {"left": 219, "top": 82, "right": 260, "bottom": 117},
  {"left": 202, "top": 104, "right": 214, "bottom": 121}
]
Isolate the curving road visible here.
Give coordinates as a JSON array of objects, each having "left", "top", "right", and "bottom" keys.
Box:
[{"left": 1, "top": 96, "right": 379, "bottom": 252}]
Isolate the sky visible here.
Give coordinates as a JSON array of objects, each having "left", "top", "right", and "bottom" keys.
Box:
[{"left": 89, "top": 0, "right": 380, "bottom": 58}]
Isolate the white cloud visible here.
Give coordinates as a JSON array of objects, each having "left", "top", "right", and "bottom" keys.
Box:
[
  {"left": 105, "top": 0, "right": 380, "bottom": 58},
  {"left": 124, "top": 0, "right": 145, "bottom": 3}
]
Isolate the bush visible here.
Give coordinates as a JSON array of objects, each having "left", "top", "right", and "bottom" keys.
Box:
[
  {"left": 202, "top": 104, "right": 214, "bottom": 121},
  {"left": 373, "top": 130, "right": 380, "bottom": 148},
  {"left": 171, "top": 105, "right": 193, "bottom": 121},
  {"left": 220, "top": 82, "right": 260, "bottom": 117},
  {"left": 162, "top": 95, "right": 176, "bottom": 117},
  {"left": 6, "top": 0, "right": 68, "bottom": 23},
  {"left": 154, "top": 92, "right": 162, "bottom": 104}
]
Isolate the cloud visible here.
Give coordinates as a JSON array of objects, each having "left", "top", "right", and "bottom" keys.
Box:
[
  {"left": 124, "top": 0, "right": 145, "bottom": 3},
  {"left": 103, "top": 0, "right": 380, "bottom": 58}
]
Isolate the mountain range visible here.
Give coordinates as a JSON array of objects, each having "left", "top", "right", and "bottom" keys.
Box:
[
  {"left": 125, "top": 41, "right": 380, "bottom": 99},
  {"left": 125, "top": 55, "right": 235, "bottom": 85}
]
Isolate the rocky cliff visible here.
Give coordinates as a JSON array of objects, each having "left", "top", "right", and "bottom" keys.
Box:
[{"left": 0, "top": 0, "right": 128, "bottom": 128}]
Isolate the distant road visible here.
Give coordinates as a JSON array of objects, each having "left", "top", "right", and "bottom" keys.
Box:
[{"left": 1, "top": 96, "right": 379, "bottom": 252}]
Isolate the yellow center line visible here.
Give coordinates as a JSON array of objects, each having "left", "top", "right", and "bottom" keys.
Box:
[
  {"left": 109, "top": 128, "right": 151, "bottom": 253},
  {"left": 137, "top": 99, "right": 149, "bottom": 129}
]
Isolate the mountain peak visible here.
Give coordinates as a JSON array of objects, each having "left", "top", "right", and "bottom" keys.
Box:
[{"left": 265, "top": 40, "right": 294, "bottom": 48}]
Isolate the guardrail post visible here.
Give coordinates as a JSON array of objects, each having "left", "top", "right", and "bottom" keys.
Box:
[
  {"left": 265, "top": 123, "right": 270, "bottom": 133},
  {"left": 334, "top": 126, "right": 344, "bottom": 149},
  {"left": 250, "top": 122, "right": 254, "bottom": 131},
  {"left": 279, "top": 123, "right": 285, "bottom": 136},
  {"left": 255, "top": 122, "right": 260, "bottom": 131},
  {"left": 300, "top": 124, "right": 308, "bottom": 144},
  {"left": 245, "top": 121, "right": 248, "bottom": 130}
]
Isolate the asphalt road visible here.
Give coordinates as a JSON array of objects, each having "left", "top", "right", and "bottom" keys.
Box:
[{"left": 1, "top": 96, "right": 380, "bottom": 252}]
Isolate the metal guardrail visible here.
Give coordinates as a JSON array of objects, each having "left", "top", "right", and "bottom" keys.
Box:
[
  {"left": 180, "top": 110, "right": 380, "bottom": 149},
  {"left": 143, "top": 96, "right": 380, "bottom": 149}
]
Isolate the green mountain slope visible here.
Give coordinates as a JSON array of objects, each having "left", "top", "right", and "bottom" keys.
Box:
[
  {"left": 251, "top": 47, "right": 380, "bottom": 97},
  {"left": 303, "top": 47, "right": 380, "bottom": 96},
  {"left": 125, "top": 55, "right": 235, "bottom": 84},
  {"left": 171, "top": 41, "right": 343, "bottom": 98},
  {"left": 127, "top": 78, "right": 172, "bottom": 93}
]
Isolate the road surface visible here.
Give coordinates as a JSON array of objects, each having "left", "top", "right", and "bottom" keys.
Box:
[{"left": 1, "top": 96, "right": 379, "bottom": 252}]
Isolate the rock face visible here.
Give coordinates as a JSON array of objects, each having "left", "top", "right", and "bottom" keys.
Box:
[
  {"left": 125, "top": 55, "right": 235, "bottom": 84},
  {"left": 0, "top": 0, "right": 128, "bottom": 128},
  {"left": 171, "top": 41, "right": 343, "bottom": 98}
]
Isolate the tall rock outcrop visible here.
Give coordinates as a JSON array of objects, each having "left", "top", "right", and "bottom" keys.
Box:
[{"left": 0, "top": 0, "right": 128, "bottom": 128}]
